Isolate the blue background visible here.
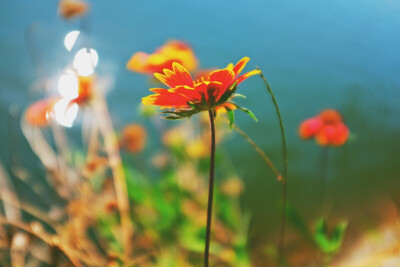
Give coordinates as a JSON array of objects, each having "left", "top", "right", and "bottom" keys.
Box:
[{"left": 1, "top": 0, "right": 400, "bottom": 245}]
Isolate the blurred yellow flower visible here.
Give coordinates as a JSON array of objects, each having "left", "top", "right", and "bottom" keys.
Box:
[
  {"left": 127, "top": 40, "right": 198, "bottom": 75},
  {"left": 220, "top": 177, "right": 244, "bottom": 197},
  {"left": 186, "top": 138, "right": 208, "bottom": 158}
]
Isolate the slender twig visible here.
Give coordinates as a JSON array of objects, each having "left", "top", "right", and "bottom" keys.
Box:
[
  {"left": 0, "top": 194, "right": 57, "bottom": 229},
  {"left": 232, "top": 123, "right": 282, "bottom": 180},
  {"left": 50, "top": 122, "right": 70, "bottom": 185},
  {"left": 204, "top": 110, "right": 216, "bottom": 267},
  {"left": 91, "top": 95, "right": 132, "bottom": 261},
  {"left": 257, "top": 67, "right": 288, "bottom": 266},
  {"left": 0, "top": 216, "right": 82, "bottom": 267}
]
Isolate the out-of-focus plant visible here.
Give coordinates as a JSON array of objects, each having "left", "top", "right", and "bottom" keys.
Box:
[
  {"left": 299, "top": 109, "right": 350, "bottom": 208},
  {"left": 295, "top": 109, "right": 350, "bottom": 266},
  {"left": 124, "top": 117, "right": 251, "bottom": 266},
  {"left": 1, "top": 78, "right": 252, "bottom": 266},
  {"left": 285, "top": 205, "right": 348, "bottom": 266},
  {"left": 314, "top": 218, "right": 347, "bottom": 256}
]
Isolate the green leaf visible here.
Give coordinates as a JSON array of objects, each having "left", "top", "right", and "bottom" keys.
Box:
[
  {"left": 231, "top": 103, "right": 258, "bottom": 122},
  {"left": 162, "top": 110, "right": 196, "bottom": 116},
  {"left": 331, "top": 221, "right": 347, "bottom": 246},
  {"left": 164, "top": 115, "right": 185, "bottom": 120},
  {"left": 327, "top": 220, "right": 347, "bottom": 253},
  {"left": 187, "top": 102, "right": 197, "bottom": 109},
  {"left": 286, "top": 204, "right": 314, "bottom": 244},
  {"left": 314, "top": 218, "right": 348, "bottom": 254},
  {"left": 314, "top": 218, "right": 331, "bottom": 253},
  {"left": 179, "top": 224, "right": 206, "bottom": 253},
  {"left": 233, "top": 93, "right": 247, "bottom": 99},
  {"left": 225, "top": 107, "right": 235, "bottom": 128}
]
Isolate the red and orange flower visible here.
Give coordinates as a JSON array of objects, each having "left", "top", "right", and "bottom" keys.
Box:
[
  {"left": 299, "top": 109, "right": 349, "bottom": 146},
  {"left": 142, "top": 57, "right": 260, "bottom": 123},
  {"left": 127, "top": 40, "right": 198, "bottom": 75}
]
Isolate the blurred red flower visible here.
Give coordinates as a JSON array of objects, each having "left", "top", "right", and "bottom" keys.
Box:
[{"left": 299, "top": 109, "right": 349, "bottom": 146}]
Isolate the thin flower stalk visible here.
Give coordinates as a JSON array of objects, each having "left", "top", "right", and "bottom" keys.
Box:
[
  {"left": 232, "top": 123, "right": 282, "bottom": 179},
  {"left": 257, "top": 67, "right": 288, "bottom": 266},
  {"left": 319, "top": 146, "right": 330, "bottom": 212},
  {"left": 204, "top": 110, "right": 216, "bottom": 267}
]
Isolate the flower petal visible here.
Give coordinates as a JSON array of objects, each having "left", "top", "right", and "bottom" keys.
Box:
[
  {"left": 331, "top": 123, "right": 349, "bottom": 146},
  {"left": 154, "top": 62, "right": 194, "bottom": 88},
  {"left": 142, "top": 89, "right": 190, "bottom": 108},
  {"left": 235, "top": 69, "right": 261, "bottom": 85},
  {"left": 299, "top": 117, "right": 323, "bottom": 139},
  {"left": 318, "top": 109, "right": 342, "bottom": 124},
  {"left": 209, "top": 69, "right": 235, "bottom": 90},
  {"left": 193, "top": 81, "right": 223, "bottom": 103},
  {"left": 232, "top": 57, "right": 250, "bottom": 76},
  {"left": 170, "top": 85, "right": 202, "bottom": 101}
]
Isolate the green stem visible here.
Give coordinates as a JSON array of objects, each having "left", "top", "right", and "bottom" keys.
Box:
[
  {"left": 232, "top": 123, "right": 282, "bottom": 179},
  {"left": 204, "top": 110, "right": 216, "bottom": 267},
  {"left": 257, "top": 67, "right": 288, "bottom": 266},
  {"left": 319, "top": 146, "right": 330, "bottom": 213}
]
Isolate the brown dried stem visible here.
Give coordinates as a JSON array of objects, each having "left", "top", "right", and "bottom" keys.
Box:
[{"left": 91, "top": 94, "right": 133, "bottom": 261}]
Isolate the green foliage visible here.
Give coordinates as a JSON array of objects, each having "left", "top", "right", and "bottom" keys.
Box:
[
  {"left": 226, "top": 107, "right": 235, "bottom": 128},
  {"left": 118, "top": 140, "right": 250, "bottom": 265},
  {"left": 314, "top": 218, "right": 348, "bottom": 254},
  {"left": 287, "top": 204, "right": 348, "bottom": 256},
  {"left": 286, "top": 203, "right": 315, "bottom": 244},
  {"left": 230, "top": 103, "right": 258, "bottom": 122}
]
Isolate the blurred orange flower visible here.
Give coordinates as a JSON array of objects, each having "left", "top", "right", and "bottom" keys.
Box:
[
  {"left": 299, "top": 109, "right": 349, "bottom": 146},
  {"left": 120, "top": 124, "right": 147, "bottom": 153},
  {"left": 25, "top": 98, "right": 59, "bottom": 127},
  {"left": 58, "top": 0, "right": 89, "bottom": 19},
  {"left": 126, "top": 40, "right": 198, "bottom": 75},
  {"left": 142, "top": 57, "right": 260, "bottom": 121}
]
